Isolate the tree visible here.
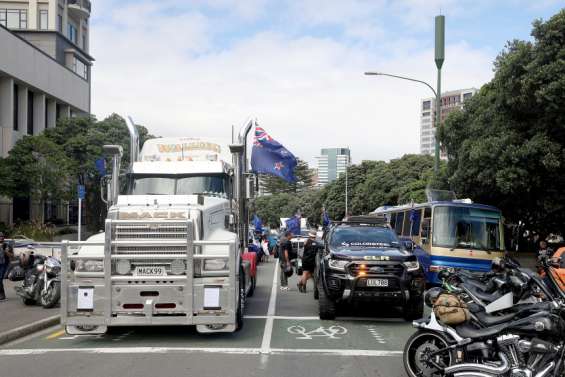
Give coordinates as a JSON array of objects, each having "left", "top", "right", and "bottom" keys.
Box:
[
  {"left": 0, "top": 135, "right": 72, "bottom": 223},
  {"left": 258, "top": 159, "right": 314, "bottom": 194},
  {"left": 437, "top": 9, "right": 565, "bottom": 235}
]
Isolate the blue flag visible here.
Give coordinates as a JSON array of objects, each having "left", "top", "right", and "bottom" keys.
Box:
[
  {"left": 253, "top": 214, "right": 263, "bottom": 234},
  {"left": 285, "top": 215, "right": 301, "bottom": 236},
  {"left": 251, "top": 126, "right": 297, "bottom": 183},
  {"left": 95, "top": 158, "right": 106, "bottom": 176},
  {"left": 322, "top": 210, "right": 331, "bottom": 227}
]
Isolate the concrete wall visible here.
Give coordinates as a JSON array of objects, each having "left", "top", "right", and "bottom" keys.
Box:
[{"left": 0, "top": 26, "right": 89, "bottom": 112}]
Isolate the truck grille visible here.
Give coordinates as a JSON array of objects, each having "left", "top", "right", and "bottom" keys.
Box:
[
  {"left": 348, "top": 263, "right": 404, "bottom": 276},
  {"left": 111, "top": 222, "right": 191, "bottom": 276}
]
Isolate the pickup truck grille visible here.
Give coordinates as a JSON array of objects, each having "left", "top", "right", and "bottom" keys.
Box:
[{"left": 348, "top": 263, "right": 404, "bottom": 276}]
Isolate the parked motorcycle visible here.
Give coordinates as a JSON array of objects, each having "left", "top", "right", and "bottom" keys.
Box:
[
  {"left": 12, "top": 255, "right": 61, "bottom": 308},
  {"left": 403, "top": 256, "right": 565, "bottom": 377}
]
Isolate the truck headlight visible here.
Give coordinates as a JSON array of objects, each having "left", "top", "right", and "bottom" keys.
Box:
[
  {"left": 76, "top": 260, "right": 104, "bottom": 273},
  {"left": 203, "top": 258, "right": 228, "bottom": 271},
  {"left": 328, "top": 259, "right": 348, "bottom": 271},
  {"left": 403, "top": 261, "right": 420, "bottom": 272},
  {"left": 115, "top": 259, "right": 130, "bottom": 275},
  {"left": 170, "top": 259, "right": 186, "bottom": 275}
]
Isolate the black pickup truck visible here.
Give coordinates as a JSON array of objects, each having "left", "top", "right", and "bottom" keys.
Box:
[{"left": 314, "top": 216, "right": 426, "bottom": 320}]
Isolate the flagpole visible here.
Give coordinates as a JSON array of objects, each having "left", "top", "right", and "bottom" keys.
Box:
[{"left": 345, "top": 166, "right": 348, "bottom": 217}]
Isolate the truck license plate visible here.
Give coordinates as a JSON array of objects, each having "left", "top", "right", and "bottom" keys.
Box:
[
  {"left": 367, "top": 279, "right": 388, "bottom": 287},
  {"left": 134, "top": 266, "right": 167, "bottom": 276}
]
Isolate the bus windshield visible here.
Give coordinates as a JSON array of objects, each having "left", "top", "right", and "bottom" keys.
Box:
[
  {"left": 432, "top": 206, "right": 502, "bottom": 251},
  {"left": 126, "top": 174, "right": 229, "bottom": 196}
]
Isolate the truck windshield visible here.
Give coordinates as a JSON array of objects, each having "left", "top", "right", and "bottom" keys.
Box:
[
  {"left": 329, "top": 226, "right": 401, "bottom": 249},
  {"left": 126, "top": 174, "right": 229, "bottom": 196},
  {"left": 432, "top": 206, "right": 502, "bottom": 251}
]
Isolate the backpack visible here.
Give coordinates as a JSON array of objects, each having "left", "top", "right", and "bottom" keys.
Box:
[{"left": 433, "top": 293, "right": 470, "bottom": 326}]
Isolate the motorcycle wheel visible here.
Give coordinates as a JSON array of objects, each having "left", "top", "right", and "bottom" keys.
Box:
[
  {"left": 22, "top": 297, "right": 35, "bottom": 305},
  {"left": 40, "top": 281, "right": 61, "bottom": 309},
  {"left": 403, "top": 330, "right": 453, "bottom": 377}
]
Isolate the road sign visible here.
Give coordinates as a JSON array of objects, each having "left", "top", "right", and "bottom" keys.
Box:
[{"left": 77, "top": 185, "right": 86, "bottom": 200}]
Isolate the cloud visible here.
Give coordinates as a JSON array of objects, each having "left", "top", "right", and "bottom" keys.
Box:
[{"left": 90, "top": 1, "right": 497, "bottom": 167}]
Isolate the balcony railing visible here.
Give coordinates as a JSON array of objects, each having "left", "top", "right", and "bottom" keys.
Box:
[{"left": 68, "top": 0, "right": 91, "bottom": 16}]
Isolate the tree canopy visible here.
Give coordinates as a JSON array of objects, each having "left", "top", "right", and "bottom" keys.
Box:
[
  {"left": 438, "top": 10, "right": 565, "bottom": 234},
  {"left": 258, "top": 159, "right": 314, "bottom": 194}
]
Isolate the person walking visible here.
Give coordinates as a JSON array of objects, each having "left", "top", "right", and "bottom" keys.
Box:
[
  {"left": 279, "top": 231, "right": 294, "bottom": 291},
  {"left": 297, "top": 230, "right": 318, "bottom": 293},
  {"left": 0, "top": 232, "right": 14, "bottom": 301}
]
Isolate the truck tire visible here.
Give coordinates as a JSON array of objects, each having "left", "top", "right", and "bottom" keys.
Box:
[
  {"left": 403, "top": 297, "right": 424, "bottom": 321},
  {"left": 236, "top": 272, "right": 245, "bottom": 331},
  {"left": 317, "top": 277, "right": 336, "bottom": 320}
]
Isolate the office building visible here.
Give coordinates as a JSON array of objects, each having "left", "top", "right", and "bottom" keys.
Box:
[
  {"left": 315, "top": 148, "right": 351, "bottom": 187},
  {"left": 0, "top": 0, "right": 93, "bottom": 224},
  {"left": 420, "top": 88, "right": 477, "bottom": 158}
]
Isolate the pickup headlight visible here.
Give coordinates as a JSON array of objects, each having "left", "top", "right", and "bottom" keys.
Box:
[
  {"left": 328, "top": 259, "right": 348, "bottom": 271},
  {"left": 403, "top": 260, "right": 420, "bottom": 272},
  {"left": 203, "top": 258, "right": 228, "bottom": 272},
  {"left": 76, "top": 260, "right": 104, "bottom": 273}
]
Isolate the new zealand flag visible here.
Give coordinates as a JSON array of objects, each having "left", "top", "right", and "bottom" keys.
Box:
[{"left": 251, "top": 126, "right": 297, "bottom": 183}]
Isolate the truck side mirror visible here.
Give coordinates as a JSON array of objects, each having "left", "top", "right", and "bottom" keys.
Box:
[{"left": 103, "top": 145, "right": 123, "bottom": 206}]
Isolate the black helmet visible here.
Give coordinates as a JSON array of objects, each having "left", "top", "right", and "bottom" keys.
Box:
[
  {"left": 284, "top": 265, "right": 294, "bottom": 278},
  {"left": 424, "top": 287, "right": 444, "bottom": 308}
]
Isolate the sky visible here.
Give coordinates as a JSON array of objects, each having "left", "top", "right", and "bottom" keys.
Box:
[{"left": 89, "top": 0, "right": 563, "bottom": 166}]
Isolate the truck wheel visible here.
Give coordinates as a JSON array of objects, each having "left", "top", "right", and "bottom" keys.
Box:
[
  {"left": 403, "top": 297, "right": 424, "bottom": 321},
  {"left": 236, "top": 272, "right": 245, "bottom": 331},
  {"left": 317, "top": 278, "right": 336, "bottom": 320}
]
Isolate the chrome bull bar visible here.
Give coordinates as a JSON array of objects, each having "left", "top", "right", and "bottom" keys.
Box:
[{"left": 61, "top": 219, "right": 238, "bottom": 330}]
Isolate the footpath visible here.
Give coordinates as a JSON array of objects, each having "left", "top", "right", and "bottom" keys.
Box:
[{"left": 0, "top": 280, "right": 59, "bottom": 345}]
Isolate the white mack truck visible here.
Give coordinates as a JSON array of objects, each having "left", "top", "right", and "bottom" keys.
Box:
[{"left": 61, "top": 117, "right": 258, "bottom": 334}]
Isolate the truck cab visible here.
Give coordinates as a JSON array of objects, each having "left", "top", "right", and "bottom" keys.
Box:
[{"left": 62, "top": 118, "right": 258, "bottom": 335}]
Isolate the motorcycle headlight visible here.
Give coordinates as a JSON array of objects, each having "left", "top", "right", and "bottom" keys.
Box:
[
  {"left": 403, "top": 260, "right": 420, "bottom": 272},
  {"left": 115, "top": 259, "right": 130, "bottom": 275},
  {"left": 170, "top": 259, "right": 186, "bottom": 275},
  {"left": 203, "top": 258, "right": 228, "bottom": 272},
  {"left": 328, "top": 259, "right": 348, "bottom": 271},
  {"left": 76, "top": 260, "right": 104, "bottom": 273}
]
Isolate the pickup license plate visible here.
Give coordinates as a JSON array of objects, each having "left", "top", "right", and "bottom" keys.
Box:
[
  {"left": 366, "top": 279, "right": 388, "bottom": 287},
  {"left": 134, "top": 266, "right": 167, "bottom": 276}
]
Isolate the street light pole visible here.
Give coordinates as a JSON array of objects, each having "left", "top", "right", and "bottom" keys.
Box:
[
  {"left": 345, "top": 166, "right": 348, "bottom": 217},
  {"left": 434, "top": 15, "right": 445, "bottom": 174}
]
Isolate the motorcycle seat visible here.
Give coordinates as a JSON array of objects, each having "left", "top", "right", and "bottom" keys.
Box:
[
  {"left": 462, "top": 283, "right": 502, "bottom": 303},
  {"left": 455, "top": 322, "right": 506, "bottom": 339},
  {"left": 464, "top": 279, "right": 489, "bottom": 292},
  {"left": 475, "top": 311, "right": 517, "bottom": 327}
]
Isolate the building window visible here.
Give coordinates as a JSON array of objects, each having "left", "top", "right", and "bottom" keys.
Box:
[
  {"left": 57, "top": 14, "right": 62, "bottom": 32},
  {"left": 13, "top": 84, "right": 18, "bottom": 131},
  {"left": 45, "top": 101, "right": 48, "bottom": 129},
  {"left": 422, "top": 100, "right": 431, "bottom": 110},
  {"left": 0, "top": 9, "right": 28, "bottom": 29},
  {"left": 68, "top": 23, "right": 77, "bottom": 44},
  {"left": 463, "top": 92, "right": 473, "bottom": 101},
  {"left": 27, "top": 92, "right": 34, "bottom": 135},
  {"left": 72, "top": 57, "right": 88, "bottom": 79},
  {"left": 39, "top": 9, "right": 48, "bottom": 30}
]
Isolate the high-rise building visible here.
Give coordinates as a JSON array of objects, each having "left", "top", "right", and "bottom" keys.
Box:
[
  {"left": 0, "top": 0, "right": 93, "bottom": 223},
  {"left": 420, "top": 88, "right": 477, "bottom": 158},
  {"left": 315, "top": 148, "right": 351, "bottom": 187}
]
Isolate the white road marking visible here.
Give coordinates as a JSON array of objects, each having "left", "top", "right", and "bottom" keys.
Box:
[
  {"left": 367, "top": 326, "right": 387, "bottom": 344},
  {"left": 245, "top": 315, "right": 319, "bottom": 320},
  {"left": 259, "top": 260, "right": 279, "bottom": 354},
  {"left": 287, "top": 325, "right": 348, "bottom": 340},
  {"left": 0, "top": 347, "right": 402, "bottom": 357}
]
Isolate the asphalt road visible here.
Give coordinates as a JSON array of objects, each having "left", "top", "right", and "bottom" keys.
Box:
[{"left": 0, "top": 260, "right": 415, "bottom": 377}]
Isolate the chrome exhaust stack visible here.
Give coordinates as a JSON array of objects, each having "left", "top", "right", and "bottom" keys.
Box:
[
  {"left": 229, "top": 117, "right": 254, "bottom": 249},
  {"left": 125, "top": 116, "right": 140, "bottom": 166}
]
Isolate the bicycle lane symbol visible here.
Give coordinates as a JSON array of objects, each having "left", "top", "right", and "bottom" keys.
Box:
[{"left": 287, "top": 325, "right": 348, "bottom": 340}]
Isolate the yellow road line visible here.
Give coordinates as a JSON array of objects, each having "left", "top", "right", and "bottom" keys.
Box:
[{"left": 46, "top": 329, "right": 65, "bottom": 340}]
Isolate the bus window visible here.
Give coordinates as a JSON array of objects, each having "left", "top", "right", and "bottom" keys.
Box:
[
  {"left": 421, "top": 218, "right": 431, "bottom": 244},
  {"left": 402, "top": 211, "right": 411, "bottom": 236},
  {"left": 395, "top": 212, "right": 404, "bottom": 235},
  {"left": 389, "top": 212, "right": 397, "bottom": 229},
  {"left": 410, "top": 209, "right": 422, "bottom": 236}
]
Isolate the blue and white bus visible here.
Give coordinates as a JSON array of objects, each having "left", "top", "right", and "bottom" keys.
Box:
[{"left": 372, "top": 196, "right": 505, "bottom": 284}]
